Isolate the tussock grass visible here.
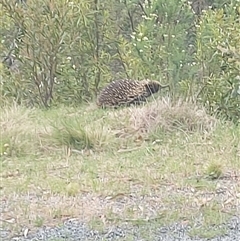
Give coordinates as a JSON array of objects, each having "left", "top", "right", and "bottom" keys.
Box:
[
  {"left": 0, "top": 99, "right": 239, "bottom": 239},
  {"left": 48, "top": 115, "right": 117, "bottom": 151},
  {"left": 106, "top": 97, "right": 218, "bottom": 145},
  {"left": 128, "top": 97, "right": 217, "bottom": 134},
  {"left": 205, "top": 162, "right": 223, "bottom": 180},
  {"left": 0, "top": 103, "right": 41, "bottom": 157},
  {"left": 50, "top": 118, "right": 94, "bottom": 150}
]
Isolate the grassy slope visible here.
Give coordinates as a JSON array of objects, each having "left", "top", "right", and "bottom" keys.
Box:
[{"left": 0, "top": 99, "right": 240, "bottom": 239}]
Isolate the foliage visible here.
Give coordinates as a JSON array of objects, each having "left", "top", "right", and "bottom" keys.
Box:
[
  {"left": 122, "top": 0, "right": 195, "bottom": 84},
  {"left": 1, "top": 0, "right": 197, "bottom": 107},
  {"left": 1, "top": 0, "right": 104, "bottom": 107},
  {"left": 181, "top": 2, "right": 240, "bottom": 122},
  {"left": 0, "top": 0, "right": 239, "bottom": 123}
]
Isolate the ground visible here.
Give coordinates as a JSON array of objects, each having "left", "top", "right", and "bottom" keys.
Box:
[{"left": 0, "top": 98, "right": 240, "bottom": 240}]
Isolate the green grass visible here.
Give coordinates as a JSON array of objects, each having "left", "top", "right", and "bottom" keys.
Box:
[{"left": 0, "top": 99, "right": 239, "bottom": 239}]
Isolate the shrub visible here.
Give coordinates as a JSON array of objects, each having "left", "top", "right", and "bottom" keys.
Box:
[
  {"left": 1, "top": 0, "right": 115, "bottom": 106},
  {"left": 1, "top": 0, "right": 197, "bottom": 107},
  {"left": 181, "top": 3, "right": 240, "bottom": 123}
]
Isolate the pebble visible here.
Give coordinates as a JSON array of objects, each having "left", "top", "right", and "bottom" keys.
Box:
[{"left": 1, "top": 216, "right": 239, "bottom": 241}]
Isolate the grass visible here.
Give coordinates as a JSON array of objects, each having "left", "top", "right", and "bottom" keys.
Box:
[
  {"left": 0, "top": 99, "right": 240, "bottom": 239},
  {"left": 205, "top": 162, "right": 223, "bottom": 180}
]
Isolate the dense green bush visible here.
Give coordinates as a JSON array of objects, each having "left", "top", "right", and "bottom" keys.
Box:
[
  {"left": 1, "top": 0, "right": 196, "bottom": 107},
  {"left": 1, "top": 0, "right": 109, "bottom": 106},
  {"left": 192, "top": 2, "right": 239, "bottom": 122}
]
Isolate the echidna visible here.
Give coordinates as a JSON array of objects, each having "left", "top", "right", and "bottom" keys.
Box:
[{"left": 97, "top": 79, "right": 169, "bottom": 108}]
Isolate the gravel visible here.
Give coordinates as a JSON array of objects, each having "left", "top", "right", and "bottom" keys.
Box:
[{"left": 2, "top": 216, "right": 240, "bottom": 241}]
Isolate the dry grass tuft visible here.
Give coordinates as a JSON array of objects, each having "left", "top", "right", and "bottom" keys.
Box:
[
  {"left": 128, "top": 97, "right": 217, "bottom": 134},
  {"left": 0, "top": 103, "right": 33, "bottom": 133},
  {"left": 0, "top": 103, "right": 42, "bottom": 157}
]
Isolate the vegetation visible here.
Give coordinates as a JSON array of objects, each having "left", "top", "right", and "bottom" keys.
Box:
[
  {"left": 0, "top": 0, "right": 240, "bottom": 239},
  {"left": 1, "top": 0, "right": 239, "bottom": 122},
  {"left": 1, "top": 101, "right": 240, "bottom": 239}
]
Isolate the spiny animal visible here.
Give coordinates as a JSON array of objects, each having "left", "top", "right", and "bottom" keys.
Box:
[{"left": 97, "top": 79, "right": 169, "bottom": 108}]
